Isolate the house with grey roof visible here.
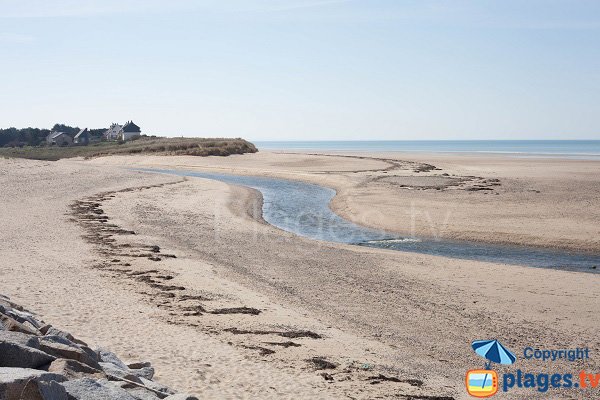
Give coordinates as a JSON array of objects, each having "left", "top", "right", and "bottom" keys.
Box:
[
  {"left": 119, "top": 121, "right": 141, "bottom": 141},
  {"left": 46, "top": 132, "right": 73, "bottom": 146},
  {"left": 74, "top": 128, "right": 90, "bottom": 145},
  {"left": 45, "top": 131, "right": 55, "bottom": 144},
  {"left": 104, "top": 121, "right": 141, "bottom": 141}
]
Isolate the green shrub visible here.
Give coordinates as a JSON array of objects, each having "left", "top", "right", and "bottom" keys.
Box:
[{"left": 0, "top": 137, "right": 257, "bottom": 160}]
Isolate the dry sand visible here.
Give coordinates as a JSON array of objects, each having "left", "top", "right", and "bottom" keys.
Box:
[
  {"left": 92, "top": 151, "right": 600, "bottom": 252},
  {"left": 1, "top": 151, "right": 599, "bottom": 399}
]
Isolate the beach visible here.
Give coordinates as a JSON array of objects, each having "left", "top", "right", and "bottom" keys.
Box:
[
  {"left": 91, "top": 150, "right": 600, "bottom": 252},
  {"left": 1, "top": 151, "right": 599, "bottom": 399}
]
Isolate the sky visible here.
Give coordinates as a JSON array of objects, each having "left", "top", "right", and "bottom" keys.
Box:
[{"left": 0, "top": 0, "right": 599, "bottom": 140}]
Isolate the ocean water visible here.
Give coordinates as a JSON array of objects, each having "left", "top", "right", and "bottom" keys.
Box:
[{"left": 254, "top": 140, "right": 600, "bottom": 159}]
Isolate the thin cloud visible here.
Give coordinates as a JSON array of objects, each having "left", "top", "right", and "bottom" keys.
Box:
[
  {"left": 1, "top": 0, "right": 597, "bottom": 31},
  {"left": 0, "top": 33, "right": 35, "bottom": 43},
  {"left": 258, "top": 0, "right": 353, "bottom": 12},
  {"left": 0, "top": 0, "right": 352, "bottom": 18},
  {"left": 0, "top": 0, "right": 198, "bottom": 18}
]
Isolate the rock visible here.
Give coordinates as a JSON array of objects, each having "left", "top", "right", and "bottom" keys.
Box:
[
  {"left": 42, "top": 335, "right": 98, "bottom": 360},
  {"left": 5, "top": 308, "right": 43, "bottom": 329},
  {"left": 0, "top": 332, "right": 54, "bottom": 368},
  {"left": 45, "top": 326, "right": 75, "bottom": 341},
  {"left": 126, "top": 388, "right": 162, "bottom": 400},
  {"left": 21, "top": 379, "right": 69, "bottom": 400},
  {"left": 72, "top": 336, "right": 90, "bottom": 347},
  {"left": 110, "top": 381, "right": 162, "bottom": 400},
  {"left": 163, "top": 395, "right": 199, "bottom": 400},
  {"left": 3, "top": 301, "right": 24, "bottom": 312},
  {"left": 97, "top": 348, "right": 129, "bottom": 370},
  {"left": 0, "top": 330, "right": 40, "bottom": 347},
  {"left": 43, "top": 326, "right": 89, "bottom": 346},
  {"left": 127, "top": 361, "right": 152, "bottom": 370},
  {"left": 0, "top": 298, "right": 22, "bottom": 312},
  {"left": 0, "top": 344, "right": 53, "bottom": 369},
  {"left": 129, "top": 366, "right": 155, "bottom": 380},
  {"left": 41, "top": 334, "right": 73, "bottom": 346},
  {"left": 39, "top": 336, "right": 101, "bottom": 370},
  {"left": 0, "top": 298, "right": 190, "bottom": 400},
  {"left": 99, "top": 362, "right": 143, "bottom": 384},
  {"left": 48, "top": 358, "right": 105, "bottom": 379},
  {"left": 39, "top": 324, "right": 52, "bottom": 334},
  {"left": 24, "top": 320, "right": 41, "bottom": 332},
  {"left": 60, "top": 378, "right": 138, "bottom": 400},
  {"left": 0, "top": 367, "right": 67, "bottom": 400},
  {"left": 0, "top": 314, "right": 40, "bottom": 335},
  {"left": 139, "top": 377, "right": 176, "bottom": 396}
]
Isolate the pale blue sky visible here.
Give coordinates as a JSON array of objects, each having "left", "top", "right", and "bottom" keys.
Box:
[{"left": 1, "top": 0, "right": 599, "bottom": 140}]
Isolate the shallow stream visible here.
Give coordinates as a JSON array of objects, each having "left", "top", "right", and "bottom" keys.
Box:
[{"left": 141, "top": 169, "right": 600, "bottom": 273}]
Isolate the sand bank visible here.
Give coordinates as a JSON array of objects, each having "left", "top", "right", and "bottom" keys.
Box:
[
  {"left": 1, "top": 153, "right": 599, "bottom": 399},
  {"left": 90, "top": 151, "right": 600, "bottom": 252}
]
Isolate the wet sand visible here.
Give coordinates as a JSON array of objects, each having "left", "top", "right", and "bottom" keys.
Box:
[
  {"left": 91, "top": 151, "right": 600, "bottom": 252},
  {"left": 1, "top": 152, "right": 599, "bottom": 399}
]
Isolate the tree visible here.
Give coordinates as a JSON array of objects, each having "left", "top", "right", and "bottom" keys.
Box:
[{"left": 0, "top": 123, "right": 107, "bottom": 147}]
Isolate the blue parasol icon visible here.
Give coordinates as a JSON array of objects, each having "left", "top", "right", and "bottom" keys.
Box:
[
  {"left": 471, "top": 339, "right": 516, "bottom": 390},
  {"left": 472, "top": 339, "right": 516, "bottom": 368}
]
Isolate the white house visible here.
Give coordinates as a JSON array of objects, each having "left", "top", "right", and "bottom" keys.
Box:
[
  {"left": 104, "top": 123, "right": 122, "bottom": 141},
  {"left": 119, "top": 121, "right": 141, "bottom": 141},
  {"left": 104, "top": 121, "right": 141, "bottom": 141}
]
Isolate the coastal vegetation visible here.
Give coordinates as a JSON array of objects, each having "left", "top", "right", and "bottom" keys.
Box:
[{"left": 0, "top": 124, "right": 257, "bottom": 160}]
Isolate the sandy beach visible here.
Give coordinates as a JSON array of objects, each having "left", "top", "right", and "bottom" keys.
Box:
[
  {"left": 1, "top": 151, "right": 599, "bottom": 399},
  {"left": 91, "top": 151, "right": 600, "bottom": 252}
]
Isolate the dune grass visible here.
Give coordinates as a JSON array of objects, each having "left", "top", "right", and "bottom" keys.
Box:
[{"left": 0, "top": 137, "right": 258, "bottom": 161}]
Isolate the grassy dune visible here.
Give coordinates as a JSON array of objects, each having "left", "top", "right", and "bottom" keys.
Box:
[{"left": 0, "top": 137, "right": 258, "bottom": 161}]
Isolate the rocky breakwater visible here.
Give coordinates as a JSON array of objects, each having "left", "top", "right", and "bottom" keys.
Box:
[{"left": 0, "top": 293, "right": 197, "bottom": 400}]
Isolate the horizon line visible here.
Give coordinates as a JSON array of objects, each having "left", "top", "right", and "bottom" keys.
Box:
[{"left": 252, "top": 139, "right": 600, "bottom": 142}]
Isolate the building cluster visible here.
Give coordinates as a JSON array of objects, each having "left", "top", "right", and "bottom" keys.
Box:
[
  {"left": 45, "top": 121, "right": 141, "bottom": 146},
  {"left": 103, "top": 121, "right": 142, "bottom": 141}
]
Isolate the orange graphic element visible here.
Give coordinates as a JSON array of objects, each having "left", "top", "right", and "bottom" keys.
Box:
[{"left": 465, "top": 369, "right": 498, "bottom": 398}]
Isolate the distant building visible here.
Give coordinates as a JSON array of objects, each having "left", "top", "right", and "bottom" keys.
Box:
[
  {"left": 46, "top": 132, "right": 73, "bottom": 146},
  {"left": 46, "top": 132, "right": 55, "bottom": 144},
  {"left": 119, "top": 121, "right": 141, "bottom": 141},
  {"left": 104, "top": 123, "right": 122, "bottom": 141},
  {"left": 74, "top": 128, "right": 90, "bottom": 145},
  {"left": 104, "top": 121, "right": 141, "bottom": 141}
]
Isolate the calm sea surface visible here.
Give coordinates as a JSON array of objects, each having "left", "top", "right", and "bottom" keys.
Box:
[{"left": 254, "top": 140, "right": 600, "bottom": 159}]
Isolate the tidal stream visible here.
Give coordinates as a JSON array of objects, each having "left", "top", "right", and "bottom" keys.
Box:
[{"left": 141, "top": 169, "right": 600, "bottom": 273}]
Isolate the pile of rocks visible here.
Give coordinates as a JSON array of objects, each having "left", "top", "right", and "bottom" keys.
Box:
[{"left": 0, "top": 294, "right": 197, "bottom": 400}]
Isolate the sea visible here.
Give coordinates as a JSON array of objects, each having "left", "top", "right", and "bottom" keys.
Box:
[{"left": 254, "top": 140, "right": 600, "bottom": 159}]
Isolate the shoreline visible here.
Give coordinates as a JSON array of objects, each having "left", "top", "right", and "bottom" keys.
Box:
[
  {"left": 254, "top": 140, "right": 600, "bottom": 161},
  {"left": 268, "top": 149, "right": 600, "bottom": 161},
  {"left": 141, "top": 167, "right": 600, "bottom": 274},
  {"left": 92, "top": 151, "right": 600, "bottom": 254},
  {"left": 94, "top": 164, "right": 594, "bottom": 396},
  {"left": 2, "top": 154, "right": 599, "bottom": 399},
  {"left": 74, "top": 178, "right": 449, "bottom": 398}
]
